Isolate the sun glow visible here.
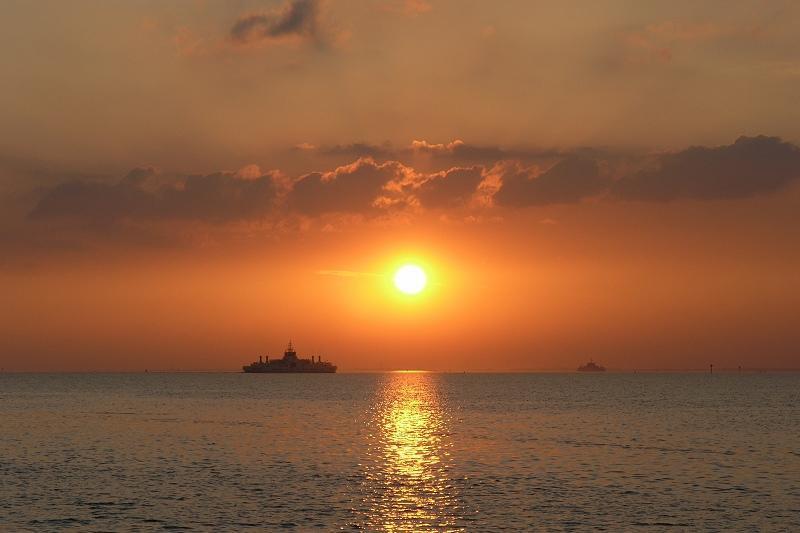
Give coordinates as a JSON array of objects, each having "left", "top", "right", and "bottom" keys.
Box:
[{"left": 393, "top": 264, "right": 427, "bottom": 295}]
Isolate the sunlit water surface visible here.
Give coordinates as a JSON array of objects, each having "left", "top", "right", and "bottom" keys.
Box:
[{"left": 1, "top": 373, "right": 798, "bottom": 531}]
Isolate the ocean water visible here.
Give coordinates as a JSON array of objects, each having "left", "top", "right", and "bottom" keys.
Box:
[{"left": 1, "top": 372, "right": 798, "bottom": 531}]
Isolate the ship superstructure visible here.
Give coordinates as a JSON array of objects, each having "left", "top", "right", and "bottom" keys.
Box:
[{"left": 243, "top": 341, "right": 337, "bottom": 373}]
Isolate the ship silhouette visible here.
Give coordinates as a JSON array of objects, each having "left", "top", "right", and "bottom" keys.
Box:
[
  {"left": 577, "top": 359, "right": 606, "bottom": 372},
  {"left": 243, "top": 341, "right": 337, "bottom": 373}
]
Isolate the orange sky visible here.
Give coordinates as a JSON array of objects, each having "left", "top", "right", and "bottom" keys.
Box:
[{"left": 1, "top": 1, "right": 800, "bottom": 371}]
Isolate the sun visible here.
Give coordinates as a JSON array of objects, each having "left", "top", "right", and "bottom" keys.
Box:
[{"left": 393, "top": 264, "right": 427, "bottom": 295}]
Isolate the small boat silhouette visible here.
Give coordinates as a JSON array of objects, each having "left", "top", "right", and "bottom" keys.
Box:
[{"left": 577, "top": 359, "right": 606, "bottom": 372}]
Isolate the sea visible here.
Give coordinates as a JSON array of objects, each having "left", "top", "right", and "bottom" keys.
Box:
[{"left": 1, "top": 372, "right": 798, "bottom": 531}]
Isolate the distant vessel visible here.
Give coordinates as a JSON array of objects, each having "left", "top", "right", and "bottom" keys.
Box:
[
  {"left": 243, "top": 341, "right": 336, "bottom": 373},
  {"left": 577, "top": 360, "right": 606, "bottom": 372}
]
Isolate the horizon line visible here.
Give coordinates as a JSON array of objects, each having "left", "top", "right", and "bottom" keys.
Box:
[{"left": 3, "top": 368, "right": 800, "bottom": 374}]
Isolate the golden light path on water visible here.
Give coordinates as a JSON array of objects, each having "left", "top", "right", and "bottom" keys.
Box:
[{"left": 359, "top": 372, "right": 464, "bottom": 531}]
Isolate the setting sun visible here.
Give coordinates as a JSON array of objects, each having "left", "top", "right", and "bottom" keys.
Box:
[{"left": 393, "top": 264, "right": 427, "bottom": 295}]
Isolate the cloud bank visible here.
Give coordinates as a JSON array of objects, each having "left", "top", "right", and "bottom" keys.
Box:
[{"left": 26, "top": 136, "right": 800, "bottom": 228}]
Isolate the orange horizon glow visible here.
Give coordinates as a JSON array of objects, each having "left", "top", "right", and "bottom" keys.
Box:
[{"left": 1, "top": 2, "right": 799, "bottom": 373}]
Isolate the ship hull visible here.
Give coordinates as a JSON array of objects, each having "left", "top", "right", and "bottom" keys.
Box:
[{"left": 243, "top": 366, "right": 336, "bottom": 373}]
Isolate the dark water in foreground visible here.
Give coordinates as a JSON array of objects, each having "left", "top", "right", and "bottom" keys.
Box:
[{"left": 1, "top": 373, "right": 799, "bottom": 531}]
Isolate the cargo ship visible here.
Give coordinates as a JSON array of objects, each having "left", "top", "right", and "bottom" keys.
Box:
[
  {"left": 243, "top": 341, "right": 336, "bottom": 373},
  {"left": 577, "top": 359, "right": 606, "bottom": 372}
]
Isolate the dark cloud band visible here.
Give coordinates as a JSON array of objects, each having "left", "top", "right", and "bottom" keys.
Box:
[
  {"left": 30, "top": 169, "right": 279, "bottom": 223},
  {"left": 27, "top": 136, "right": 800, "bottom": 227},
  {"left": 613, "top": 136, "right": 800, "bottom": 201}
]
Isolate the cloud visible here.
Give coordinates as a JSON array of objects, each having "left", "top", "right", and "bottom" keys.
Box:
[
  {"left": 160, "top": 172, "right": 280, "bottom": 220},
  {"left": 30, "top": 167, "right": 280, "bottom": 223},
  {"left": 412, "top": 139, "right": 501, "bottom": 160},
  {"left": 383, "top": 0, "right": 432, "bottom": 17},
  {"left": 29, "top": 169, "right": 158, "bottom": 223},
  {"left": 307, "top": 139, "right": 569, "bottom": 169},
  {"left": 320, "top": 142, "right": 395, "bottom": 159},
  {"left": 230, "top": 0, "right": 321, "bottom": 46},
  {"left": 414, "top": 166, "right": 484, "bottom": 208},
  {"left": 296, "top": 139, "right": 593, "bottom": 172},
  {"left": 288, "top": 158, "right": 413, "bottom": 215},
  {"left": 401, "top": 0, "right": 432, "bottom": 16},
  {"left": 493, "top": 156, "right": 608, "bottom": 207},
  {"left": 613, "top": 136, "right": 800, "bottom": 201},
  {"left": 123, "top": 166, "right": 157, "bottom": 186},
  {"left": 24, "top": 135, "right": 800, "bottom": 234},
  {"left": 410, "top": 139, "right": 562, "bottom": 162},
  {"left": 293, "top": 142, "right": 318, "bottom": 151},
  {"left": 618, "top": 20, "right": 763, "bottom": 67},
  {"left": 316, "top": 269, "right": 382, "bottom": 278}
]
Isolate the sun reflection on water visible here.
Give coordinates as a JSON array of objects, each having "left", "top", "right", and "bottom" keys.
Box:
[{"left": 358, "top": 372, "right": 463, "bottom": 531}]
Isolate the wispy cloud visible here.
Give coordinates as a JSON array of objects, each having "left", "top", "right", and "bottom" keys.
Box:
[{"left": 316, "top": 269, "right": 383, "bottom": 278}]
